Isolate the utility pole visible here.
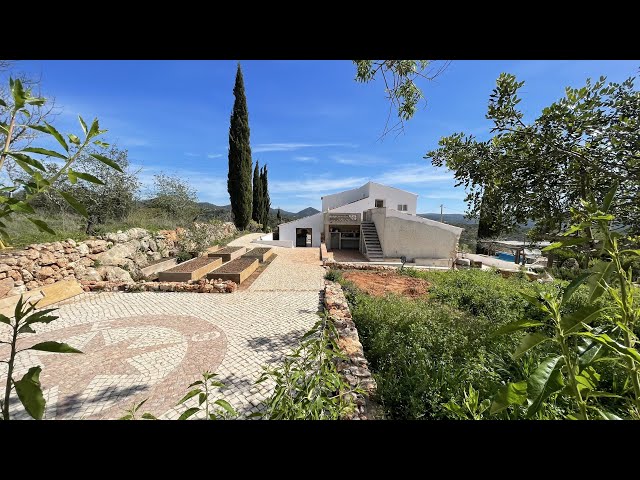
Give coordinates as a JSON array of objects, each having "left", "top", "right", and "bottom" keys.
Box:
[{"left": 440, "top": 204, "right": 444, "bottom": 223}]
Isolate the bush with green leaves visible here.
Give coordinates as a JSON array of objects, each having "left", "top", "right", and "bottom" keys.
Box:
[
  {"left": 120, "top": 371, "right": 237, "bottom": 420},
  {"left": 256, "top": 315, "right": 361, "bottom": 419},
  {"left": 1, "top": 297, "right": 82, "bottom": 420},
  {"left": 0, "top": 76, "right": 120, "bottom": 248},
  {"left": 490, "top": 185, "right": 640, "bottom": 420}
]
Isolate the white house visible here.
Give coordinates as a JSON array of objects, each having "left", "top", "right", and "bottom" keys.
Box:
[{"left": 274, "top": 181, "right": 463, "bottom": 264}]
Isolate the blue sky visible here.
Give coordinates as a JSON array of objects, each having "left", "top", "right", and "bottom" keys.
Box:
[{"left": 10, "top": 60, "right": 639, "bottom": 214}]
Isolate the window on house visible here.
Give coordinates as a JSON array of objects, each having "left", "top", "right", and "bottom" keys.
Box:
[
  {"left": 375, "top": 199, "right": 384, "bottom": 208},
  {"left": 397, "top": 204, "right": 408, "bottom": 211}
]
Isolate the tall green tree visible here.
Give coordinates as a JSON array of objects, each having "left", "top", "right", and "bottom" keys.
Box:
[
  {"left": 427, "top": 73, "right": 640, "bottom": 245},
  {"left": 227, "top": 63, "right": 253, "bottom": 230},
  {"left": 276, "top": 208, "right": 282, "bottom": 223},
  {"left": 252, "top": 160, "right": 262, "bottom": 223},
  {"left": 261, "top": 163, "right": 270, "bottom": 230}
]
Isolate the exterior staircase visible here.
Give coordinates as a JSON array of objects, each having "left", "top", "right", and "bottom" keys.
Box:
[{"left": 361, "top": 222, "right": 383, "bottom": 261}]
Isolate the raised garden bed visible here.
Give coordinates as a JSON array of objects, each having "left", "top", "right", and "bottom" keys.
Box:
[
  {"left": 158, "top": 256, "right": 222, "bottom": 282},
  {"left": 207, "top": 257, "right": 258, "bottom": 284},
  {"left": 243, "top": 247, "right": 274, "bottom": 263},
  {"left": 208, "top": 246, "right": 246, "bottom": 262},
  {"left": 141, "top": 257, "right": 177, "bottom": 279}
]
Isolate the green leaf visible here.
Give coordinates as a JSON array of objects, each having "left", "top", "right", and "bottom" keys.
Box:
[
  {"left": 490, "top": 381, "right": 527, "bottom": 414},
  {"left": 90, "top": 153, "right": 123, "bottom": 172},
  {"left": 141, "top": 412, "right": 157, "bottom": 420},
  {"left": 68, "top": 134, "right": 81, "bottom": 145},
  {"left": 595, "top": 408, "right": 621, "bottom": 420},
  {"left": 25, "top": 96, "right": 45, "bottom": 106},
  {"left": 562, "top": 272, "right": 592, "bottom": 304},
  {"left": 177, "top": 389, "right": 201, "bottom": 405},
  {"left": 67, "top": 169, "right": 77, "bottom": 184},
  {"left": 8, "top": 153, "right": 46, "bottom": 172},
  {"left": 587, "top": 261, "right": 614, "bottom": 302},
  {"left": 187, "top": 380, "right": 204, "bottom": 388},
  {"left": 560, "top": 305, "right": 608, "bottom": 333},
  {"left": 14, "top": 366, "right": 46, "bottom": 419},
  {"left": 542, "top": 237, "right": 587, "bottom": 251},
  {"left": 246, "top": 412, "right": 263, "bottom": 418},
  {"left": 178, "top": 407, "right": 200, "bottom": 420},
  {"left": 591, "top": 214, "right": 614, "bottom": 221},
  {"left": 213, "top": 399, "right": 237, "bottom": 416},
  {"left": 21, "top": 147, "right": 67, "bottom": 160},
  {"left": 513, "top": 333, "right": 550, "bottom": 359},
  {"left": 575, "top": 366, "right": 600, "bottom": 395},
  {"left": 134, "top": 398, "right": 148, "bottom": 411},
  {"left": 588, "top": 391, "right": 622, "bottom": 399},
  {"left": 18, "top": 325, "right": 36, "bottom": 334},
  {"left": 78, "top": 115, "right": 88, "bottom": 136},
  {"left": 28, "top": 218, "right": 55, "bottom": 235},
  {"left": 93, "top": 140, "right": 110, "bottom": 148},
  {"left": 620, "top": 249, "right": 640, "bottom": 257},
  {"left": 493, "top": 319, "right": 545, "bottom": 336},
  {"left": 198, "top": 392, "right": 206, "bottom": 406},
  {"left": 59, "top": 191, "right": 88, "bottom": 217},
  {"left": 87, "top": 118, "right": 100, "bottom": 139},
  {"left": 71, "top": 171, "right": 105, "bottom": 185},
  {"left": 43, "top": 122, "right": 69, "bottom": 152},
  {"left": 11, "top": 78, "right": 26, "bottom": 110},
  {"left": 8, "top": 200, "right": 35, "bottom": 214},
  {"left": 0, "top": 314, "right": 11, "bottom": 325},
  {"left": 602, "top": 183, "right": 619, "bottom": 212},
  {"left": 579, "top": 332, "right": 640, "bottom": 362},
  {"left": 119, "top": 414, "right": 133, "bottom": 420},
  {"left": 0, "top": 98, "right": 6, "bottom": 107},
  {"left": 30, "top": 341, "right": 82, "bottom": 353},
  {"left": 526, "top": 356, "right": 565, "bottom": 417},
  {"left": 24, "top": 308, "right": 58, "bottom": 325}
]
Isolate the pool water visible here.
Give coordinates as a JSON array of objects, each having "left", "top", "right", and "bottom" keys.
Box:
[{"left": 496, "top": 252, "right": 516, "bottom": 262}]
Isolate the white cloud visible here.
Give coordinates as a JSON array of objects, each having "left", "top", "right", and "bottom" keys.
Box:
[
  {"left": 207, "top": 153, "right": 223, "bottom": 159},
  {"left": 253, "top": 142, "right": 357, "bottom": 153},
  {"left": 271, "top": 175, "right": 366, "bottom": 194},
  {"left": 333, "top": 154, "right": 388, "bottom": 166},
  {"left": 375, "top": 164, "right": 453, "bottom": 185},
  {"left": 184, "top": 152, "right": 200, "bottom": 157},
  {"left": 293, "top": 156, "right": 318, "bottom": 163}
]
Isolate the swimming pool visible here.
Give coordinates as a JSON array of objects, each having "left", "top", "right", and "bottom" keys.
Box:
[{"left": 496, "top": 252, "right": 516, "bottom": 262}]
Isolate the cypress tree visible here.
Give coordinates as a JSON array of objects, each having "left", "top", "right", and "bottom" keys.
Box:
[
  {"left": 261, "top": 164, "right": 271, "bottom": 230},
  {"left": 276, "top": 208, "right": 282, "bottom": 222},
  {"left": 252, "top": 160, "right": 262, "bottom": 223},
  {"left": 227, "top": 63, "right": 253, "bottom": 230}
]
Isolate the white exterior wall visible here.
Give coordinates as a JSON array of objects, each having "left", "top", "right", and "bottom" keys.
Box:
[
  {"left": 376, "top": 209, "right": 463, "bottom": 260},
  {"left": 367, "top": 182, "right": 417, "bottom": 214},
  {"left": 252, "top": 233, "right": 294, "bottom": 248},
  {"left": 277, "top": 212, "right": 324, "bottom": 247},
  {"left": 321, "top": 183, "right": 370, "bottom": 211}
]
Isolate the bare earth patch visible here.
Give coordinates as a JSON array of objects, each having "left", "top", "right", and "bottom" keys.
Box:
[{"left": 342, "top": 271, "right": 430, "bottom": 299}]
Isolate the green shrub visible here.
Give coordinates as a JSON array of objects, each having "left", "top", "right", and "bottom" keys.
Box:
[
  {"left": 324, "top": 269, "right": 343, "bottom": 282},
  {"left": 343, "top": 269, "right": 599, "bottom": 419},
  {"left": 349, "top": 291, "right": 522, "bottom": 419}
]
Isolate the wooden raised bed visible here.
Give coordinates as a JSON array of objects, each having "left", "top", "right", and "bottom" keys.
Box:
[
  {"left": 243, "top": 247, "right": 274, "bottom": 263},
  {"left": 141, "top": 257, "right": 177, "bottom": 279},
  {"left": 208, "top": 246, "right": 246, "bottom": 262},
  {"left": 158, "top": 256, "right": 222, "bottom": 282},
  {"left": 204, "top": 245, "right": 221, "bottom": 255},
  {"left": 206, "top": 257, "right": 258, "bottom": 284}
]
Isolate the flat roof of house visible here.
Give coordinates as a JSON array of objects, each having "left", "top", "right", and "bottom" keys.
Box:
[{"left": 321, "top": 181, "right": 418, "bottom": 200}]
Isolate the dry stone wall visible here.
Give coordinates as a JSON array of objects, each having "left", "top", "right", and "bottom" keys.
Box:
[
  {"left": 324, "top": 279, "right": 377, "bottom": 420},
  {"left": 0, "top": 222, "right": 237, "bottom": 299}
]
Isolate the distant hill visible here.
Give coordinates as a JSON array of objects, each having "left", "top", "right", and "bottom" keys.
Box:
[
  {"left": 196, "top": 202, "right": 318, "bottom": 219},
  {"left": 418, "top": 213, "right": 478, "bottom": 225},
  {"left": 295, "top": 207, "right": 320, "bottom": 217}
]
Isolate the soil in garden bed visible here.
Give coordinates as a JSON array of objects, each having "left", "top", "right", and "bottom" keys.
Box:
[
  {"left": 214, "top": 246, "right": 244, "bottom": 254},
  {"left": 245, "top": 247, "right": 272, "bottom": 256},
  {"left": 237, "top": 253, "right": 278, "bottom": 291},
  {"left": 342, "top": 271, "right": 430, "bottom": 299},
  {"left": 164, "top": 256, "right": 221, "bottom": 273},
  {"left": 213, "top": 257, "right": 258, "bottom": 274}
]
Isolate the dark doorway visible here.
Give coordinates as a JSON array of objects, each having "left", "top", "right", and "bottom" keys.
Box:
[{"left": 296, "top": 228, "right": 312, "bottom": 247}]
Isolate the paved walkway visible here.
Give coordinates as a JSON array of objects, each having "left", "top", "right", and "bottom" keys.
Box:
[{"left": 0, "top": 234, "right": 325, "bottom": 419}]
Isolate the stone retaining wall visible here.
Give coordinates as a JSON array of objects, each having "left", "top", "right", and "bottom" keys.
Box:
[
  {"left": 324, "top": 279, "right": 377, "bottom": 420},
  {"left": 0, "top": 222, "right": 237, "bottom": 299},
  {"left": 81, "top": 277, "right": 237, "bottom": 294}
]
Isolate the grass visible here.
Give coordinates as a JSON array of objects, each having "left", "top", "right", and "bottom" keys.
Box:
[{"left": 332, "top": 267, "right": 596, "bottom": 419}]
